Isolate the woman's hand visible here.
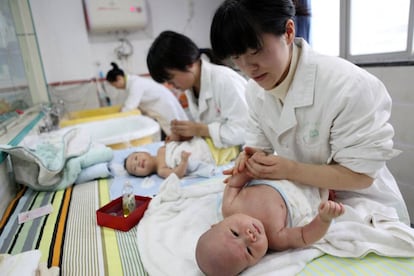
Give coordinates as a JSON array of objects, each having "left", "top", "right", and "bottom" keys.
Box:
[
  {"left": 223, "top": 147, "right": 262, "bottom": 182},
  {"left": 165, "top": 133, "right": 192, "bottom": 143},
  {"left": 244, "top": 152, "right": 295, "bottom": 180},
  {"left": 171, "top": 119, "right": 206, "bottom": 138},
  {"left": 171, "top": 119, "right": 193, "bottom": 136}
]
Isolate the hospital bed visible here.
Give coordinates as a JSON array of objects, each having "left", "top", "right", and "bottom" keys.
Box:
[{"left": 1, "top": 142, "right": 413, "bottom": 275}]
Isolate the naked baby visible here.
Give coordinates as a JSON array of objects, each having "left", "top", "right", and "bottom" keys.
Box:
[{"left": 195, "top": 171, "right": 345, "bottom": 275}]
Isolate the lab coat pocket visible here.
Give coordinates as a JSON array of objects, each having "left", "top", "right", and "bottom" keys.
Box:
[
  {"left": 296, "top": 123, "right": 322, "bottom": 148},
  {"left": 295, "top": 124, "right": 330, "bottom": 163}
]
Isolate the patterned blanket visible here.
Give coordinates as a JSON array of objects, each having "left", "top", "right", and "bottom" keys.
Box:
[
  {"left": 1, "top": 178, "right": 413, "bottom": 275},
  {"left": 0, "top": 179, "right": 147, "bottom": 275},
  {"left": 0, "top": 128, "right": 113, "bottom": 191}
]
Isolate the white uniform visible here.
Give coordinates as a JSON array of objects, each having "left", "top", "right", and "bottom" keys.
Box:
[
  {"left": 244, "top": 38, "right": 410, "bottom": 225},
  {"left": 185, "top": 57, "right": 248, "bottom": 148},
  {"left": 122, "top": 74, "right": 188, "bottom": 135}
]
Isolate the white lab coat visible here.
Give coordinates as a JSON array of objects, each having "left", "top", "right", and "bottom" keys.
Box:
[
  {"left": 244, "top": 38, "right": 410, "bottom": 224},
  {"left": 122, "top": 74, "right": 188, "bottom": 135},
  {"left": 185, "top": 57, "right": 248, "bottom": 148}
]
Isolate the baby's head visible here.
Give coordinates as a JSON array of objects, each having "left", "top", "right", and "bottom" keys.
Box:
[
  {"left": 195, "top": 213, "right": 268, "bottom": 276},
  {"left": 124, "top": 151, "right": 156, "bottom": 177}
]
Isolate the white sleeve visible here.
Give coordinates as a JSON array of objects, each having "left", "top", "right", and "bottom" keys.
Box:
[
  {"left": 122, "top": 80, "right": 144, "bottom": 112},
  {"left": 208, "top": 75, "right": 248, "bottom": 148},
  {"left": 328, "top": 74, "right": 399, "bottom": 177}
]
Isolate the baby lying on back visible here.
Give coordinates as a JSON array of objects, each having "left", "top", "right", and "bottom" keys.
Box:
[
  {"left": 196, "top": 170, "right": 345, "bottom": 276},
  {"left": 124, "top": 136, "right": 216, "bottom": 178}
]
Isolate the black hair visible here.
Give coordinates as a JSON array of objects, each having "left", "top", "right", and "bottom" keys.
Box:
[
  {"left": 106, "top": 62, "right": 125, "bottom": 83},
  {"left": 147, "top": 30, "right": 223, "bottom": 83},
  {"left": 210, "top": 0, "right": 309, "bottom": 60},
  {"left": 123, "top": 157, "right": 129, "bottom": 173}
]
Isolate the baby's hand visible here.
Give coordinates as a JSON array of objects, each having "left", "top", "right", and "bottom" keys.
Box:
[
  {"left": 166, "top": 133, "right": 189, "bottom": 142},
  {"left": 318, "top": 201, "right": 345, "bottom": 223},
  {"left": 224, "top": 171, "right": 251, "bottom": 188},
  {"left": 181, "top": 151, "right": 191, "bottom": 161}
]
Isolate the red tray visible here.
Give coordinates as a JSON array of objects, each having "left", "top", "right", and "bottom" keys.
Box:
[{"left": 96, "top": 195, "right": 152, "bottom": 231}]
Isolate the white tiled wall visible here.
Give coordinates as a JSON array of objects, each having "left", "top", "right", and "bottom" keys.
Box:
[
  {"left": 365, "top": 66, "right": 414, "bottom": 223},
  {"left": 48, "top": 81, "right": 128, "bottom": 113}
]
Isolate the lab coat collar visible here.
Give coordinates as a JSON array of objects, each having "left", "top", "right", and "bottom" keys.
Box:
[
  {"left": 265, "top": 38, "right": 317, "bottom": 137},
  {"left": 289, "top": 38, "right": 316, "bottom": 108}
]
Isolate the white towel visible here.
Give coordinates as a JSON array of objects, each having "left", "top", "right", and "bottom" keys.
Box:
[
  {"left": 313, "top": 197, "right": 414, "bottom": 258},
  {"left": 137, "top": 175, "right": 414, "bottom": 276},
  {"left": 165, "top": 137, "right": 216, "bottom": 177},
  {"left": 0, "top": 250, "right": 59, "bottom": 276},
  {"left": 0, "top": 250, "right": 41, "bottom": 276},
  {"left": 137, "top": 174, "right": 224, "bottom": 276}
]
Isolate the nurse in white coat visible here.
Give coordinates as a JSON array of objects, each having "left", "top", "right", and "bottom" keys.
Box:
[
  {"left": 106, "top": 62, "right": 188, "bottom": 137},
  {"left": 146, "top": 31, "right": 248, "bottom": 149},
  {"left": 211, "top": 0, "right": 410, "bottom": 224}
]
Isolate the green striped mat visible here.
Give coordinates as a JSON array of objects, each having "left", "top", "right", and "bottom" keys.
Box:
[
  {"left": 0, "top": 179, "right": 149, "bottom": 276},
  {"left": 299, "top": 253, "right": 414, "bottom": 275}
]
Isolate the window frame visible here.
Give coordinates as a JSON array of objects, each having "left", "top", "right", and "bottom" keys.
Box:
[{"left": 342, "top": 0, "right": 414, "bottom": 65}]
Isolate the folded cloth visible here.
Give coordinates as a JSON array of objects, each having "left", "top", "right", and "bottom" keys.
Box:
[
  {"left": 0, "top": 128, "right": 90, "bottom": 190},
  {"left": 204, "top": 137, "right": 239, "bottom": 165},
  {"left": 0, "top": 128, "right": 113, "bottom": 191},
  {"left": 137, "top": 175, "right": 414, "bottom": 276},
  {"left": 55, "top": 145, "right": 113, "bottom": 189},
  {"left": 75, "top": 143, "right": 114, "bottom": 168},
  {"left": 75, "top": 162, "right": 112, "bottom": 184}
]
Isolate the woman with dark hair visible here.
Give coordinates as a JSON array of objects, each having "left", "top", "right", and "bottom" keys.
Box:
[
  {"left": 146, "top": 30, "right": 248, "bottom": 149},
  {"left": 106, "top": 62, "right": 188, "bottom": 137},
  {"left": 210, "top": 0, "right": 410, "bottom": 226}
]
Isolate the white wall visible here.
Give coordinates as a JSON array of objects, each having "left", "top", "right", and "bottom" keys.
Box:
[
  {"left": 365, "top": 66, "right": 414, "bottom": 223},
  {"left": 29, "top": 0, "right": 223, "bottom": 83}
]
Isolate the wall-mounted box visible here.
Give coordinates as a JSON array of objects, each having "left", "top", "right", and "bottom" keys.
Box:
[{"left": 83, "top": 0, "right": 147, "bottom": 34}]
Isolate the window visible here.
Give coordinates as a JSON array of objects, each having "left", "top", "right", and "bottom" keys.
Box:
[
  {"left": 310, "top": 0, "right": 340, "bottom": 57},
  {"left": 0, "top": 1, "right": 32, "bottom": 124},
  {"left": 310, "top": 0, "right": 414, "bottom": 64}
]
